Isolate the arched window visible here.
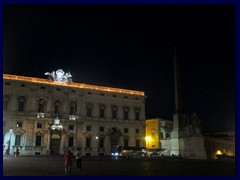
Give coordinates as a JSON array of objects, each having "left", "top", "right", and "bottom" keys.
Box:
[
  {"left": 123, "top": 107, "right": 129, "bottom": 120},
  {"left": 86, "top": 103, "right": 93, "bottom": 117},
  {"left": 3, "top": 95, "right": 10, "bottom": 111},
  {"left": 18, "top": 96, "right": 26, "bottom": 112},
  {"left": 69, "top": 101, "right": 77, "bottom": 115},
  {"left": 54, "top": 99, "right": 62, "bottom": 115},
  {"left": 35, "top": 132, "right": 43, "bottom": 147},
  {"left": 37, "top": 97, "right": 47, "bottom": 113},
  {"left": 134, "top": 108, "right": 140, "bottom": 121},
  {"left": 111, "top": 106, "right": 117, "bottom": 119},
  {"left": 99, "top": 104, "right": 105, "bottom": 118}
]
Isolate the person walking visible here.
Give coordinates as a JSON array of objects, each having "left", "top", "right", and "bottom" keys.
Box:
[
  {"left": 15, "top": 147, "right": 20, "bottom": 157},
  {"left": 64, "top": 150, "right": 73, "bottom": 175},
  {"left": 75, "top": 148, "right": 82, "bottom": 171}
]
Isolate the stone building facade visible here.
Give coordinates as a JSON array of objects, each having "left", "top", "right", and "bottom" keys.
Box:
[{"left": 3, "top": 70, "right": 146, "bottom": 156}]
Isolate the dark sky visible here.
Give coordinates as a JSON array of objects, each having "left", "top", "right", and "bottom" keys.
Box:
[{"left": 3, "top": 4, "right": 235, "bottom": 132}]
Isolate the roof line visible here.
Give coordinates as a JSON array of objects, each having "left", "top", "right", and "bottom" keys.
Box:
[{"left": 3, "top": 74, "right": 145, "bottom": 96}]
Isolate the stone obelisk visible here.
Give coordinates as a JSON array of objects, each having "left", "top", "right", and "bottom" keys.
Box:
[
  {"left": 170, "top": 47, "right": 206, "bottom": 159},
  {"left": 170, "top": 47, "right": 188, "bottom": 156},
  {"left": 171, "top": 47, "right": 187, "bottom": 138}
]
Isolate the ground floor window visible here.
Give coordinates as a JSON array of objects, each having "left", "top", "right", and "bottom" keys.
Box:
[
  {"left": 15, "top": 135, "right": 21, "bottom": 146},
  {"left": 68, "top": 137, "right": 74, "bottom": 147},
  {"left": 136, "top": 139, "right": 140, "bottom": 147},
  {"left": 86, "top": 137, "right": 91, "bottom": 147},
  {"left": 35, "top": 136, "right": 42, "bottom": 146}
]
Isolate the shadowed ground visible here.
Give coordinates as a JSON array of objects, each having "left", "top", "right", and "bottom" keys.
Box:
[{"left": 3, "top": 155, "right": 235, "bottom": 176}]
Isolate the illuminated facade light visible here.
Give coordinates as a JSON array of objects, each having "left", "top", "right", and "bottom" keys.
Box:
[
  {"left": 69, "top": 115, "right": 76, "bottom": 121},
  {"left": 37, "top": 113, "right": 45, "bottom": 118},
  {"left": 216, "top": 150, "right": 223, "bottom": 155}
]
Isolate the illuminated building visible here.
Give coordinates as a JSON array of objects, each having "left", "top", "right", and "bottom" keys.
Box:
[
  {"left": 145, "top": 118, "right": 173, "bottom": 150},
  {"left": 204, "top": 132, "right": 235, "bottom": 159},
  {"left": 3, "top": 70, "right": 146, "bottom": 156}
]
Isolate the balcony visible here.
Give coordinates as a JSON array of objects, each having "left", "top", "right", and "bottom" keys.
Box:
[
  {"left": 36, "top": 113, "right": 45, "bottom": 118},
  {"left": 69, "top": 115, "right": 77, "bottom": 120}
]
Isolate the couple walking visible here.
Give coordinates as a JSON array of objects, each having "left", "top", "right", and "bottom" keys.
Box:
[{"left": 64, "top": 148, "right": 82, "bottom": 175}]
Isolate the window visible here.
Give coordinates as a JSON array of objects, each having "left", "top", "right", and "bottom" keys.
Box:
[
  {"left": 68, "top": 137, "right": 74, "bottom": 147},
  {"left": 112, "top": 95, "right": 117, "bottom": 97},
  {"left": 100, "top": 93, "right": 104, "bottom": 96},
  {"left": 3, "top": 96, "right": 9, "bottom": 111},
  {"left": 3, "top": 101, "right": 8, "bottom": 111},
  {"left": 124, "top": 96, "right": 128, "bottom": 99},
  {"left": 21, "top": 84, "right": 26, "bottom": 87},
  {"left": 99, "top": 127, "right": 104, "bottom": 132},
  {"left": 100, "top": 109, "right": 105, "bottom": 118},
  {"left": 124, "top": 128, "right": 128, "bottom": 133},
  {"left": 124, "top": 139, "right": 128, "bottom": 147},
  {"left": 18, "top": 101, "right": 25, "bottom": 112},
  {"left": 88, "top": 92, "right": 92, "bottom": 94},
  {"left": 56, "top": 88, "right": 61, "bottom": 91},
  {"left": 69, "top": 125, "right": 74, "bottom": 130},
  {"left": 112, "top": 109, "right": 117, "bottom": 119},
  {"left": 38, "top": 104, "right": 44, "bottom": 113},
  {"left": 87, "top": 107, "right": 92, "bottom": 117},
  {"left": 37, "top": 97, "right": 47, "bottom": 113},
  {"left": 37, "top": 123, "right": 42, "bottom": 128},
  {"left": 16, "top": 121, "right": 22, "bottom": 128},
  {"left": 135, "top": 111, "right": 140, "bottom": 121},
  {"left": 99, "top": 138, "right": 104, "bottom": 148},
  {"left": 86, "top": 137, "right": 91, "bottom": 147},
  {"left": 86, "top": 126, "right": 91, "bottom": 131},
  {"left": 5, "top": 82, "right": 11, "bottom": 85},
  {"left": 15, "top": 135, "right": 21, "bottom": 146},
  {"left": 40, "top": 86, "right": 46, "bottom": 89},
  {"left": 136, "top": 139, "right": 140, "bottom": 147},
  {"left": 70, "top": 106, "right": 75, "bottom": 115},
  {"left": 69, "top": 101, "right": 76, "bottom": 115},
  {"left": 135, "top": 129, "right": 140, "bottom": 134},
  {"left": 54, "top": 100, "right": 61, "bottom": 115},
  {"left": 71, "top": 90, "right": 76, "bottom": 93},
  {"left": 54, "top": 105, "right": 59, "bottom": 114},
  {"left": 124, "top": 110, "right": 128, "bottom": 120},
  {"left": 35, "top": 136, "right": 42, "bottom": 146}
]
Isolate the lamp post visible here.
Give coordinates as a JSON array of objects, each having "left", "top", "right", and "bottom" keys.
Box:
[
  {"left": 145, "top": 136, "right": 151, "bottom": 149},
  {"left": 6, "top": 129, "right": 13, "bottom": 155}
]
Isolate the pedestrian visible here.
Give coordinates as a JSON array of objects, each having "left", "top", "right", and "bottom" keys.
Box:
[
  {"left": 64, "top": 150, "right": 73, "bottom": 176},
  {"left": 75, "top": 148, "right": 82, "bottom": 171},
  {"left": 15, "top": 147, "right": 20, "bottom": 157}
]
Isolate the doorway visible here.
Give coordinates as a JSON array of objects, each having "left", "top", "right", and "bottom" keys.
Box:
[{"left": 50, "top": 133, "right": 61, "bottom": 155}]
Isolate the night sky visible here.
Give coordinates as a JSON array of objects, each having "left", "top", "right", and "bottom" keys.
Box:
[{"left": 3, "top": 4, "right": 235, "bottom": 132}]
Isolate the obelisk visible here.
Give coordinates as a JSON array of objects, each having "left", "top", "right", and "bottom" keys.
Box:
[
  {"left": 170, "top": 47, "right": 188, "bottom": 156},
  {"left": 170, "top": 47, "right": 206, "bottom": 159}
]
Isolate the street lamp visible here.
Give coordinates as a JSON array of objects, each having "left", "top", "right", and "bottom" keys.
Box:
[
  {"left": 6, "top": 129, "right": 13, "bottom": 155},
  {"left": 145, "top": 136, "right": 151, "bottom": 149}
]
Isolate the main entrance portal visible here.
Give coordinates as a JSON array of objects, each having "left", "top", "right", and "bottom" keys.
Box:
[{"left": 50, "top": 133, "right": 61, "bottom": 155}]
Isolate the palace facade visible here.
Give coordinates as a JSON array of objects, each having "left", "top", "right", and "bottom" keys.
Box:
[{"left": 3, "top": 70, "right": 146, "bottom": 156}]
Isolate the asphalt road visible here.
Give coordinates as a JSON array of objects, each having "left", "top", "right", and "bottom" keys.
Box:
[{"left": 3, "top": 155, "right": 235, "bottom": 176}]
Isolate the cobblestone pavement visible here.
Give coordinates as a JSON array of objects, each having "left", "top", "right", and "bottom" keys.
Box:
[{"left": 3, "top": 155, "right": 235, "bottom": 176}]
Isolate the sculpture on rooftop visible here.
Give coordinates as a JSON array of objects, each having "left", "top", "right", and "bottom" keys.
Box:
[{"left": 45, "top": 69, "right": 72, "bottom": 83}]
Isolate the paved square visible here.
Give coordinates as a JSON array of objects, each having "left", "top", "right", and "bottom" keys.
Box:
[{"left": 3, "top": 156, "right": 235, "bottom": 176}]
